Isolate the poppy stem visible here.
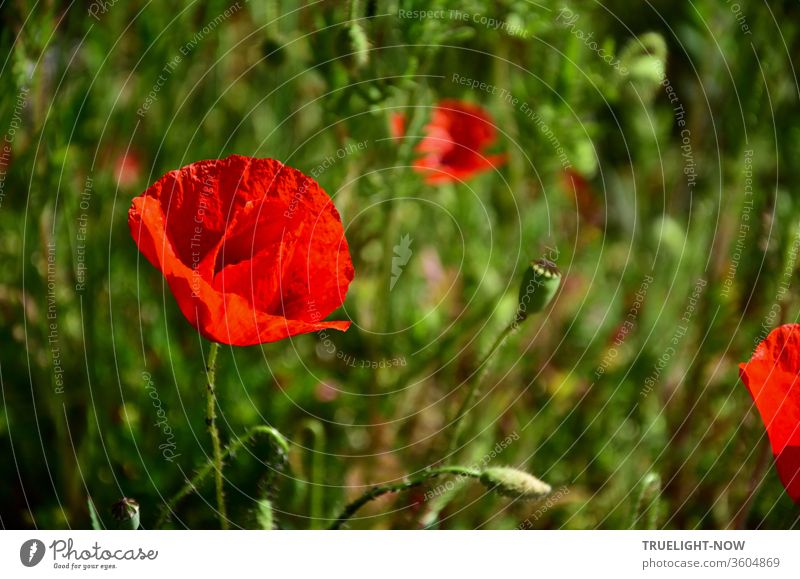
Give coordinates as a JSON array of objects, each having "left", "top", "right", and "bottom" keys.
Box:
[
  {"left": 300, "top": 420, "right": 327, "bottom": 530},
  {"left": 329, "top": 466, "right": 480, "bottom": 530},
  {"left": 205, "top": 341, "right": 228, "bottom": 529},
  {"left": 445, "top": 321, "right": 517, "bottom": 463},
  {"left": 732, "top": 438, "right": 772, "bottom": 529}
]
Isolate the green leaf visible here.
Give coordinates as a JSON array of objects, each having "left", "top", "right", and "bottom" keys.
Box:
[{"left": 88, "top": 497, "right": 102, "bottom": 530}]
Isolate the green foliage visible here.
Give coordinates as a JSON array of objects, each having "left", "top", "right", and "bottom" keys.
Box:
[{"left": 1, "top": 0, "right": 799, "bottom": 529}]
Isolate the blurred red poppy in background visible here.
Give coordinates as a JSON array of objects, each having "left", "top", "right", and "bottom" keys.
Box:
[
  {"left": 739, "top": 324, "right": 800, "bottom": 503},
  {"left": 561, "top": 168, "right": 602, "bottom": 226},
  {"left": 412, "top": 99, "right": 506, "bottom": 184},
  {"left": 114, "top": 150, "right": 142, "bottom": 188},
  {"left": 129, "top": 155, "right": 354, "bottom": 346},
  {"left": 389, "top": 111, "right": 406, "bottom": 140}
]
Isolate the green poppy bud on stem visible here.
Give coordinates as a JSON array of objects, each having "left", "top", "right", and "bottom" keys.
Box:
[
  {"left": 631, "top": 472, "right": 661, "bottom": 530},
  {"left": 479, "top": 467, "right": 552, "bottom": 500},
  {"left": 515, "top": 259, "right": 562, "bottom": 322},
  {"left": 346, "top": 0, "right": 370, "bottom": 70},
  {"left": 619, "top": 32, "right": 668, "bottom": 100},
  {"left": 111, "top": 497, "right": 140, "bottom": 530}
]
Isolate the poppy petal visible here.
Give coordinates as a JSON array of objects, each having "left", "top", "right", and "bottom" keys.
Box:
[
  {"left": 129, "top": 155, "right": 354, "bottom": 346},
  {"left": 739, "top": 324, "right": 800, "bottom": 502},
  {"left": 412, "top": 100, "right": 505, "bottom": 184}
]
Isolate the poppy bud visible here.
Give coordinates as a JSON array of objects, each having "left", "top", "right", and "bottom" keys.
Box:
[
  {"left": 516, "top": 259, "right": 562, "bottom": 322},
  {"left": 337, "top": 22, "right": 369, "bottom": 71},
  {"left": 628, "top": 55, "right": 664, "bottom": 84},
  {"left": 479, "top": 467, "right": 551, "bottom": 500},
  {"left": 619, "top": 32, "right": 668, "bottom": 100},
  {"left": 111, "top": 497, "right": 140, "bottom": 530}
]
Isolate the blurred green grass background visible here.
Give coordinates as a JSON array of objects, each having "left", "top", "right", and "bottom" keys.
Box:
[{"left": 1, "top": 0, "right": 800, "bottom": 529}]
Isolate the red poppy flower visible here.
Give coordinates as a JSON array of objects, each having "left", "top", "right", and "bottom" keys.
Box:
[
  {"left": 128, "top": 155, "right": 354, "bottom": 346},
  {"left": 114, "top": 150, "right": 142, "bottom": 188},
  {"left": 739, "top": 324, "right": 800, "bottom": 502},
  {"left": 561, "top": 168, "right": 602, "bottom": 226},
  {"left": 389, "top": 111, "right": 406, "bottom": 140},
  {"left": 413, "top": 99, "right": 506, "bottom": 184}
]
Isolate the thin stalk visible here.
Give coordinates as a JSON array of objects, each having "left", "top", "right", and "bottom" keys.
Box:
[
  {"left": 330, "top": 466, "right": 479, "bottom": 530},
  {"left": 205, "top": 341, "right": 228, "bottom": 529},
  {"left": 301, "top": 419, "right": 326, "bottom": 529},
  {"left": 445, "top": 321, "right": 516, "bottom": 462},
  {"left": 732, "top": 438, "right": 772, "bottom": 529}
]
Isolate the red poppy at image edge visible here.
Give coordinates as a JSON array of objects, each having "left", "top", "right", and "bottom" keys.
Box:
[
  {"left": 393, "top": 100, "right": 506, "bottom": 184},
  {"left": 128, "top": 155, "right": 354, "bottom": 346},
  {"left": 739, "top": 324, "right": 800, "bottom": 503}
]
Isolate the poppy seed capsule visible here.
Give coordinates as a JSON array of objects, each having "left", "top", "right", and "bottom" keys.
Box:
[
  {"left": 516, "top": 259, "right": 562, "bottom": 322},
  {"left": 111, "top": 497, "right": 140, "bottom": 530},
  {"left": 479, "top": 467, "right": 551, "bottom": 500}
]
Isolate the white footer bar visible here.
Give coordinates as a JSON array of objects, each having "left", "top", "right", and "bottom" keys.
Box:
[{"left": 1, "top": 531, "right": 798, "bottom": 578}]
